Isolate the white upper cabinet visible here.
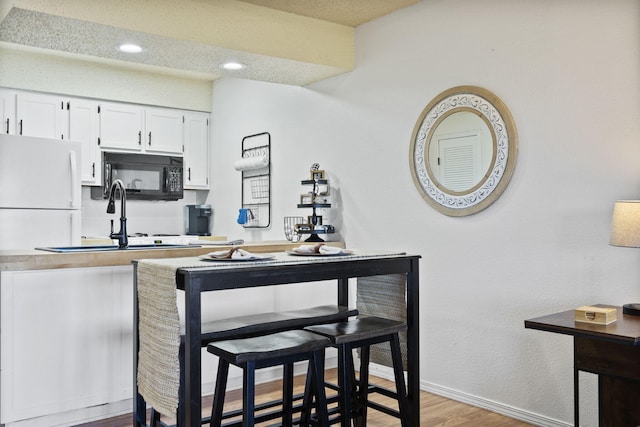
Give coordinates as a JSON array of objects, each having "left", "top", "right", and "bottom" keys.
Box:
[
  {"left": 145, "top": 107, "right": 184, "bottom": 155},
  {"left": 98, "top": 101, "right": 145, "bottom": 151},
  {"left": 68, "top": 98, "right": 101, "bottom": 185},
  {"left": 16, "top": 92, "right": 69, "bottom": 139},
  {"left": 2, "top": 88, "right": 211, "bottom": 189},
  {"left": 183, "top": 111, "right": 210, "bottom": 189},
  {"left": 98, "top": 102, "right": 183, "bottom": 155},
  {"left": 0, "top": 88, "right": 16, "bottom": 134}
]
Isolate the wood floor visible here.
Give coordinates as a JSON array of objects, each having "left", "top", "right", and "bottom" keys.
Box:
[{"left": 75, "top": 370, "right": 533, "bottom": 427}]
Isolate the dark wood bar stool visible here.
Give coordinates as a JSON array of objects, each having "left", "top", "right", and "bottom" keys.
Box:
[
  {"left": 207, "top": 329, "right": 332, "bottom": 427},
  {"left": 159, "top": 305, "right": 358, "bottom": 426},
  {"left": 304, "top": 316, "right": 409, "bottom": 427}
]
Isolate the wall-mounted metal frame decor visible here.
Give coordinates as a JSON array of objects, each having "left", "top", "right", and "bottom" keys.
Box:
[
  {"left": 239, "top": 132, "right": 271, "bottom": 227},
  {"left": 409, "top": 86, "right": 518, "bottom": 216}
]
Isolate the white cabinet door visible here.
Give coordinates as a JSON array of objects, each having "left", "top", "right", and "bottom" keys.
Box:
[
  {"left": 145, "top": 107, "right": 184, "bottom": 154},
  {"left": 69, "top": 98, "right": 101, "bottom": 185},
  {"left": 16, "top": 92, "right": 68, "bottom": 139},
  {"left": 0, "top": 267, "right": 124, "bottom": 424},
  {"left": 98, "top": 101, "right": 144, "bottom": 151},
  {"left": 0, "top": 88, "right": 16, "bottom": 134},
  {"left": 183, "top": 111, "right": 210, "bottom": 189}
]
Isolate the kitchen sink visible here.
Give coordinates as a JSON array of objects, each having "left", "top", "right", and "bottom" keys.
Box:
[{"left": 36, "top": 244, "right": 198, "bottom": 253}]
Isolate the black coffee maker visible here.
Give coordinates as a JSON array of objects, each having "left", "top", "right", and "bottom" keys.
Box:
[{"left": 185, "top": 204, "right": 212, "bottom": 235}]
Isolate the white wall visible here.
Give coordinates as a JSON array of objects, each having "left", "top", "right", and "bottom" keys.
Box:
[{"left": 208, "top": 0, "right": 640, "bottom": 425}]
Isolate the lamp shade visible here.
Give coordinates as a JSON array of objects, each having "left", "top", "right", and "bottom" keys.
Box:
[{"left": 610, "top": 200, "right": 640, "bottom": 247}]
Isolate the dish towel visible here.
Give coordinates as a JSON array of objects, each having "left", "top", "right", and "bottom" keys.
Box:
[
  {"left": 136, "top": 259, "right": 184, "bottom": 417},
  {"left": 293, "top": 243, "right": 346, "bottom": 255}
]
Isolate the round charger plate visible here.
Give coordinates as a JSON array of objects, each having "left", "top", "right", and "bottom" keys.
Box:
[{"left": 286, "top": 249, "right": 353, "bottom": 256}]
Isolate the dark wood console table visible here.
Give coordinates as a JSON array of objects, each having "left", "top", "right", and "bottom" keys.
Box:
[
  {"left": 525, "top": 305, "right": 640, "bottom": 426},
  {"left": 133, "top": 251, "right": 421, "bottom": 427}
]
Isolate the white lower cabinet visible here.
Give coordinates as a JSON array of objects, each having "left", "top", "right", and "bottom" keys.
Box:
[{"left": 0, "top": 266, "right": 133, "bottom": 425}]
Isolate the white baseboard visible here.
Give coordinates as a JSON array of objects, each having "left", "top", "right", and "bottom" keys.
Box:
[{"left": 368, "top": 364, "right": 571, "bottom": 427}]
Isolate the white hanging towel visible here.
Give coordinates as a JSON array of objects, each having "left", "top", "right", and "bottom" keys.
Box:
[{"left": 234, "top": 155, "right": 269, "bottom": 171}]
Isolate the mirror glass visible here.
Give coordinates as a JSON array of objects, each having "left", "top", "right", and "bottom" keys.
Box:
[
  {"left": 410, "top": 86, "right": 518, "bottom": 216},
  {"left": 428, "top": 110, "right": 494, "bottom": 192}
]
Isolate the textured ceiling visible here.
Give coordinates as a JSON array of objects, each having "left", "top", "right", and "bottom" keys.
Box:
[
  {"left": 237, "top": 0, "right": 420, "bottom": 27},
  {"left": 0, "top": 0, "right": 419, "bottom": 86}
]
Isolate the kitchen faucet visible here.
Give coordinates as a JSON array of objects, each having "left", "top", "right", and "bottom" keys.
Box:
[{"left": 107, "top": 179, "right": 128, "bottom": 249}]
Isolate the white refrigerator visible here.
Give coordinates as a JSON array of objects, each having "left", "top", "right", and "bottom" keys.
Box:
[{"left": 0, "top": 134, "right": 81, "bottom": 250}]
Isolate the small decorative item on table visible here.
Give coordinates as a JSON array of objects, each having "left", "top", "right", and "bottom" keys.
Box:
[
  {"left": 574, "top": 305, "right": 617, "bottom": 325},
  {"left": 296, "top": 164, "right": 335, "bottom": 242}
]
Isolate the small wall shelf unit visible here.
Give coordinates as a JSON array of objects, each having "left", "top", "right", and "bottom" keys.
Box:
[
  {"left": 239, "top": 132, "right": 270, "bottom": 228},
  {"left": 296, "top": 167, "right": 335, "bottom": 242}
]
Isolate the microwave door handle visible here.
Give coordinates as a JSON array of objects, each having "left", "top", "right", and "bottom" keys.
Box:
[{"left": 163, "top": 169, "right": 169, "bottom": 192}]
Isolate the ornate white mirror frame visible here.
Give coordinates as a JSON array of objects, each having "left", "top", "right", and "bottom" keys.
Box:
[{"left": 409, "top": 86, "right": 518, "bottom": 216}]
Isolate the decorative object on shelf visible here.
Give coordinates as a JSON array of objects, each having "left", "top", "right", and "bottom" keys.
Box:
[
  {"left": 284, "top": 216, "right": 303, "bottom": 242},
  {"left": 237, "top": 132, "right": 270, "bottom": 228},
  {"left": 308, "top": 215, "right": 322, "bottom": 225},
  {"left": 310, "top": 169, "right": 325, "bottom": 180},
  {"left": 609, "top": 200, "right": 640, "bottom": 315},
  {"left": 295, "top": 164, "right": 335, "bottom": 242},
  {"left": 409, "top": 85, "right": 518, "bottom": 216}
]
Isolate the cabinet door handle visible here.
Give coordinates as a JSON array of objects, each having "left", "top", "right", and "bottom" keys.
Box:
[
  {"left": 19, "top": 119, "right": 22, "bottom": 135},
  {"left": 148, "top": 131, "right": 152, "bottom": 146},
  {"left": 5, "top": 118, "right": 8, "bottom": 134},
  {"left": 92, "top": 162, "right": 95, "bottom": 178},
  {"left": 188, "top": 167, "right": 191, "bottom": 181},
  {"left": 138, "top": 131, "right": 141, "bottom": 145}
]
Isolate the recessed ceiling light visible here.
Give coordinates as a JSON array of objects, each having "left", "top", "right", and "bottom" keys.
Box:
[
  {"left": 220, "top": 62, "right": 246, "bottom": 71},
  {"left": 117, "top": 43, "right": 143, "bottom": 53}
]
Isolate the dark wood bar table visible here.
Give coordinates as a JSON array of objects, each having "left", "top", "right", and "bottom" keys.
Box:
[
  {"left": 133, "top": 251, "right": 421, "bottom": 427},
  {"left": 525, "top": 305, "right": 640, "bottom": 427}
]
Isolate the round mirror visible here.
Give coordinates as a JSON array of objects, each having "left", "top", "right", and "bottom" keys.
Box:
[{"left": 409, "top": 86, "right": 518, "bottom": 216}]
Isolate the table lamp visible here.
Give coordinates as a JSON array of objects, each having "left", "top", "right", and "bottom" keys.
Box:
[{"left": 610, "top": 200, "right": 640, "bottom": 315}]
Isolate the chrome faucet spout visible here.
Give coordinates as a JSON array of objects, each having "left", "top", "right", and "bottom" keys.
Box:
[{"left": 107, "top": 179, "right": 128, "bottom": 248}]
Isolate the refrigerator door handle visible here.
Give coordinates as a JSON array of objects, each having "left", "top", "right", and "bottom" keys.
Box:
[
  {"left": 70, "top": 211, "right": 81, "bottom": 246},
  {"left": 69, "top": 150, "right": 80, "bottom": 209}
]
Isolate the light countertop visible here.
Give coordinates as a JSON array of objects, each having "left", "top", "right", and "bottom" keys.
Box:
[{"left": 0, "top": 241, "right": 345, "bottom": 271}]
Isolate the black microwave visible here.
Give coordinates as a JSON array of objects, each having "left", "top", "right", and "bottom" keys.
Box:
[{"left": 93, "top": 152, "right": 184, "bottom": 201}]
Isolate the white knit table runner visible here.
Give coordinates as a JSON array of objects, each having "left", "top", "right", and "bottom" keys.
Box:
[
  {"left": 136, "top": 257, "right": 207, "bottom": 416},
  {"left": 135, "top": 251, "right": 407, "bottom": 417}
]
